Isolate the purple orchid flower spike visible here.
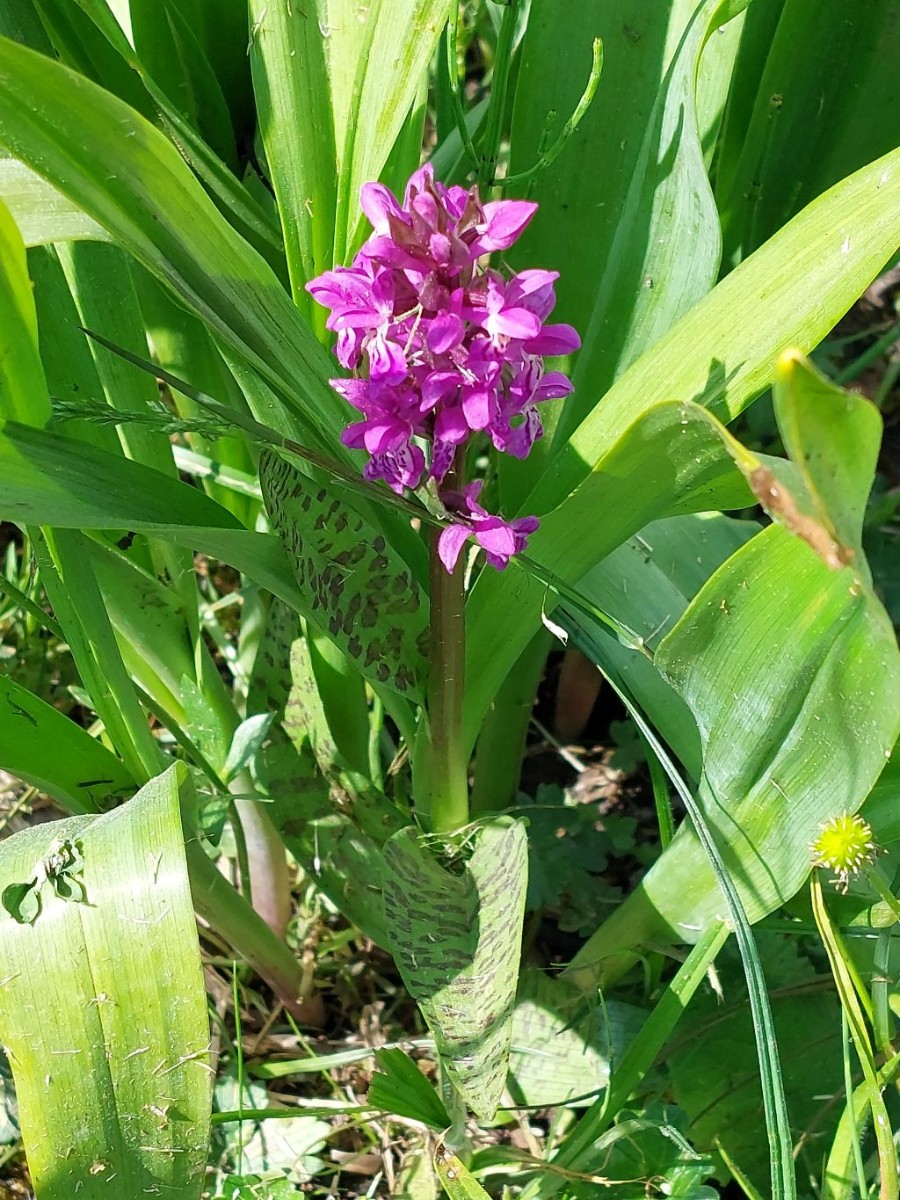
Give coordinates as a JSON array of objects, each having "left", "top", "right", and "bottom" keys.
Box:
[{"left": 306, "top": 166, "right": 580, "bottom": 573}]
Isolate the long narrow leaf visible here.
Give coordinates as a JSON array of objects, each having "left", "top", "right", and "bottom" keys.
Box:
[
  {"left": 0, "top": 34, "right": 339, "bottom": 445},
  {"left": 0, "top": 194, "right": 49, "bottom": 426},
  {"left": 0, "top": 674, "right": 134, "bottom": 814}
]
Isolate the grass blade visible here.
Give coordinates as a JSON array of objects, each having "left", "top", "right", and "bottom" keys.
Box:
[{"left": 573, "top": 673, "right": 797, "bottom": 1200}]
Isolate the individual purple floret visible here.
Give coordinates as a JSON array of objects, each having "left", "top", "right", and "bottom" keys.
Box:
[
  {"left": 437, "top": 483, "right": 540, "bottom": 573},
  {"left": 307, "top": 164, "right": 580, "bottom": 571}
]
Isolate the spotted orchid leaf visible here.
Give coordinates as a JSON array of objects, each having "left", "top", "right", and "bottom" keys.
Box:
[
  {"left": 259, "top": 448, "right": 429, "bottom": 704},
  {"left": 382, "top": 817, "right": 528, "bottom": 1119}
]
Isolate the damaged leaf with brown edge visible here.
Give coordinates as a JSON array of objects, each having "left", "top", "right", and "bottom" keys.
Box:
[
  {"left": 751, "top": 348, "right": 882, "bottom": 571},
  {"left": 567, "top": 352, "right": 900, "bottom": 985},
  {"left": 259, "top": 448, "right": 429, "bottom": 704}
]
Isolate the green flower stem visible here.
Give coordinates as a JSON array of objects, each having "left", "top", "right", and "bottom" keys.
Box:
[
  {"left": 428, "top": 465, "right": 469, "bottom": 834},
  {"left": 499, "top": 38, "right": 603, "bottom": 190},
  {"left": 442, "top": 14, "right": 480, "bottom": 176},
  {"left": 470, "top": 629, "right": 551, "bottom": 815}
]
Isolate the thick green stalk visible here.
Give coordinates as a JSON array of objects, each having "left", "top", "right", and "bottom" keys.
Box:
[{"left": 427, "top": 518, "right": 469, "bottom": 834}]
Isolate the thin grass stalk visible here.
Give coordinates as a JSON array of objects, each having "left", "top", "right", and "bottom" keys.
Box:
[
  {"left": 811, "top": 873, "right": 898, "bottom": 1200},
  {"left": 598, "top": 671, "right": 797, "bottom": 1200}
]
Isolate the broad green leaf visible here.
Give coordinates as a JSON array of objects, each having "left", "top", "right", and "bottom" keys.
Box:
[
  {"left": 260, "top": 449, "right": 429, "bottom": 704},
  {"left": 568, "top": 368, "right": 900, "bottom": 973},
  {"left": 767, "top": 350, "right": 881, "bottom": 562},
  {"left": 29, "top": 243, "right": 120, "bottom": 455},
  {"left": 0, "top": 673, "right": 134, "bottom": 814},
  {"left": 285, "top": 636, "right": 349, "bottom": 780},
  {"left": 695, "top": 6, "right": 747, "bottom": 166},
  {"left": 509, "top": 970, "right": 644, "bottom": 1108},
  {"left": 58, "top": 241, "right": 179, "bottom": 476},
  {"left": 510, "top": 0, "right": 733, "bottom": 447},
  {"left": 0, "top": 417, "right": 313, "bottom": 616},
  {"left": 133, "top": 269, "right": 257, "bottom": 524},
  {"left": 463, "top": 400, "right": 753, "bottom": 749},
  {"left": 35, "top": 529, "right": 163, "bottom": 783},
  {"left": 53, "top": 238, "right": 200, "bottom": 620},
  {"left": 0, "top": 763, "right": 211, "bottom": 1198},
  {"left": 538, "top": 145, "right": 900, "bottom": 510},
  {"left": 334, "top": 0, "right": 454, "bottom": 261},
  {"left": 30, "top": 0, "right": 151, "bottom": 116},
  {"left": 0, "top": 0, "right": 53, "bottom": 49},
  {"left": 0, "top": 419, "right": 243, "bottom": 533},
  {"left": 573, "top": 522, "right": 898, "bottom": 955},
  {"left": 249, "top": 0, "right": 336, "bottom": 314},
  {"left": 382, "top": 818, "right": 528, "bottom": 1119},
  {"left": 0, "top": 34, "right": 340, "bottom": 446},
  {"left": 316, "top": 1, "right": 367, "bottom": 173},
  {"left": 0, "top": 194, "right": 49, "bottom": 426},
  {"left": 84, "top": 535, "right": 237, "bottom": 750},
  {"left": 0, "top": 156, "right": 110, "bottom": 246},
  {"left": 562, "top": 513, "right": 757, "bottom": 780},
  {"left": 30, "top": 0, "right": 281, "bottom": 275},
  {"left": 718, "top": 0, "right": 900, "bottom": 265}
]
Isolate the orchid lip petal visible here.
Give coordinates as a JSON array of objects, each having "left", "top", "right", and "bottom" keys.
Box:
[
  {"left": 438, "top": 524, "right": 470, "bottom": 573},
  {"left": 489, "top": 307, "right": 543, "bottom": 340}
]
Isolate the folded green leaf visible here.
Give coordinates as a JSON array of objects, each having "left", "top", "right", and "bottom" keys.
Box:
[
  {"left": 568, "top": 363, "right": 900, "bottom": 972},
  {"left": 383, "top": 818, "right": 528, "bottom": 1119},
  {"left": 0, "top": 763, "right": 211, "bottom": 1198}
]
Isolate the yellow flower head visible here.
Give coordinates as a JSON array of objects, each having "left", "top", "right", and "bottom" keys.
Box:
[{"left": 811, "top": 813, "right": 876, "bottom": 892}]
